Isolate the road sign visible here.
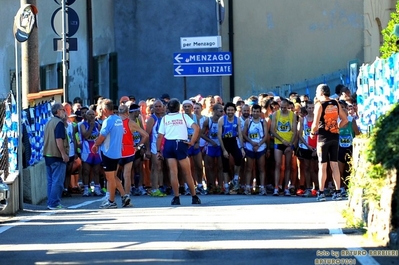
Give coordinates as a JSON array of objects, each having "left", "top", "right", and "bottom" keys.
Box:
[
  {"left": 173, "top": 52, "right": 232, "bottom": 77},
  {"left": 54, "top": 0, "right": 76, "bottom": 4},
  {"left": 53, "top": 38, "right": 77, "bottom": 51},
  {"left": 180, "top": 36, "right": 221, "bottom": 49},
  {"left": 51, "top": 7, "right": 80, "bottom": 37}
]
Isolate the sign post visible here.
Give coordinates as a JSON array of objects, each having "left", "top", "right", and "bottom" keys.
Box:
[{"left": 52, "top": 0, "right": 79, "bottom": 102}]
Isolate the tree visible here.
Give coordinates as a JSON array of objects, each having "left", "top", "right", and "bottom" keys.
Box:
[{"left": 380, "top": 1, "right": 399, "bottom": 59}]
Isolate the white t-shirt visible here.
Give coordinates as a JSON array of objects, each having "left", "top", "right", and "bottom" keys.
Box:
[{"left": 158, "top": 113, "right": 194, "bottom": 140}]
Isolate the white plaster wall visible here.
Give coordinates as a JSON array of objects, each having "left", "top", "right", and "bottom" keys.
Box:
[{"left": 0, "top": 0, "right": 20, "bottom": 98}]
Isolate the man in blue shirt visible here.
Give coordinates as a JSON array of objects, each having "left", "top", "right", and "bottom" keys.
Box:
[{"left": 92, "top": 99, "right": 130, "bottom": 208}]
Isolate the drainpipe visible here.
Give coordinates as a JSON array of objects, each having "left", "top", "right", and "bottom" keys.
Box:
[
  {"left": 87, "top": 0, "right": 94, "bottom": 104},
  {"left": 228, "top": 0, "right": 234, "bottom": 99}
]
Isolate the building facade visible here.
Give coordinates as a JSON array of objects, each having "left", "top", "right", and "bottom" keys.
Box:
[{"left": 0, "top": 0, "right": 395, "bottom": 104}]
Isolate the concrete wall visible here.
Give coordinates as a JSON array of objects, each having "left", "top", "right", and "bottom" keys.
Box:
[
  {"left": 0, "top": 0, "right": 396, "bottom": 102},
  {"left": 226, "top": 0, "right": 365, "bottom": 100},
  {"left": 0, "top": 173, "right": 19, "bottom": 216},
  {"left": 114, "top": 0, "right": 221, "bottom": 101}
]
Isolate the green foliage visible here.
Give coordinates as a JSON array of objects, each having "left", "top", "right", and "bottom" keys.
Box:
[
  {"left": 342, "top": 208, "right": 366, "bottom": 229},
  {"left": 380, "top": 1, "right": 399, "bottom": 59},
  {"left": 365, "top": 103, "right": 399, "bottom": 171}
]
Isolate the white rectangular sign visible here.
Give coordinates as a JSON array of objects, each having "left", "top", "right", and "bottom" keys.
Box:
[{"left": 180, "top": 36, "right": 221, "bottom": 49}]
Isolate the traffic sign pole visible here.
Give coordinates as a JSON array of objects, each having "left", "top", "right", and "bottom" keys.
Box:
[{"left": 62, "top": 0, "right": 68, "bottom": 102}]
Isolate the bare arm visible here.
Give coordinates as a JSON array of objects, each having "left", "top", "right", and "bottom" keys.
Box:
[
  {"left": 242, "top": 119, "right": 251, "bottom": 144},
  {"left": 311, "top": 103, "right": 322, "bottom": 135},
  {"left": 352, "top": 118, "right": 360, "bottom": 136},
  {"left": 236, "top": 118, "right": 244, "bottom": 148},
  {"left": 338, "top": 104, "right": 348, "bottom": 129},
  {"left": 217, "top": 117, "right": 227, "bottom": 153},
  {"left": 201, "top": 119, "right": 217, "bottom": 146},
  {"left": 189, "top": 123, "right": 200, "bottom": 146},
  {"left": 145, "top": 117, "right": 155, "bottom": 150},
  {"left": 288, "top": 114, "right": 298, "bottom": 145}
]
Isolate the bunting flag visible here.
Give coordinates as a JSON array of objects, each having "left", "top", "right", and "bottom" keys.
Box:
[{"left": 357, "top": 54, "right": 399, "bottom": 134}]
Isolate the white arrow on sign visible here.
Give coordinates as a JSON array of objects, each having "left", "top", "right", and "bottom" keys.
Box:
[
  {"left": 174, "top": 54, "right": 183, "bottom": 63},
  {"left": 175, "top": 65, "right": 183, "bottom": 75}
]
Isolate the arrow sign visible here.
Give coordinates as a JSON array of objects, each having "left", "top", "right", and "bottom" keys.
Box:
[
  {"left": 174, "top": 54, "right": 183, "bottom": 63},
  {"left": 175, "top": 65, "right": 183, "bottom": 75},
  {"left": 173, "top": 52, "right": 232, "bottom": 77}
]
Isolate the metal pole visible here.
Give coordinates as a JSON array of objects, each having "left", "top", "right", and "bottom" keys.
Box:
[
  {"left": 183, "top": 77, "right": 187, "bottom": 100},
  {"left": 15, "top": 39, "right": 24, "bottom": 211},
  {"left": 62, "top": 0, "right": 68, "bottom": 102},
  {"left": 216, "top": 0, "right": 223, "bottom": 99}
]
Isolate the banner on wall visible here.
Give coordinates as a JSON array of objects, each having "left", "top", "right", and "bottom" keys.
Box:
[{"left": 357, "top": 54, "right": 399, "bottom": 133}]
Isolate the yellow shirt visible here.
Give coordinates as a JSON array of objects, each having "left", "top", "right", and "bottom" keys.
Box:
[{"left": 274, "top": 110, "right": 294, "bottom": 144}]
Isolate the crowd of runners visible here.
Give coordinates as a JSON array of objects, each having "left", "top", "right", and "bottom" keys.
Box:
[{"left": 55, "top": 83, "right": 360, "bottom": 208}]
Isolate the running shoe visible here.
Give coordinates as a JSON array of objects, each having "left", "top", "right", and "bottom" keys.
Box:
[
  {"left": 47, "top": 204, "right": 64, "bottom": 210},
  {"left": 192, "top": 195, "right": 201, "bottom": 204},
  {"left": 311, "top": 189, "right": 318, "bottom": 197},
  {"left": 93, "top": 185, "right": 104, "bottom": 196},
  {"left": 273, "top": 188, "right": 279, "bottom": 196},
  {"left": 184, "top": 188, "right": 191, "bottom": 196},
  {"left": 302, "top": 189, "right": 312, "bottom": 197},
  {"left": 259, "top": 187, "right": 267, "bottom": 196},
  {"left": 196, "top": 186, "right": 208, "bottom": 195},
  {"left": 138, "top": 186, "right": 148, "bottom": 196},
  {"left": 232, "top": 179, "right": 240, "bottom": 191},
  {"left": 100, "top": 200, "right": 117, "bottom": 209},
  {"left": 224, "top": 186, "right": 230, "bottom": 195},
  {"left": 332, "top": 192, "right": 342, "bottom": 201},
  {"left": 296, "top": 188, "right": 305, "bottom": 196},
  {"left": 244, "top": 186, "right": 251, "bottom": 195},
  {"left": 150, "top": 189, "right": 166, "bottom": 197},
  {"left": 316, "top": 192, "right": 326, "bottom": 202},
  {"left": 122, "top": 194, "right": 131, "bottom": 207},
  {"left": 82, "top": 186, "right": 91, "bottom": 197},
  {"left": 266, "top": 184, "right": 274, "bottom": 194},
  {"left": 284, "top": 189, "right": 291, "bottom": 196},
  {"left": 171, "top": 196, "right": 181, "bottom": 205}
]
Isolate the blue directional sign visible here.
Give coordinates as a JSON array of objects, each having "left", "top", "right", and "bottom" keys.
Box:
[{"left": 173, "top": 52, "right": 232, "bottom": 77}]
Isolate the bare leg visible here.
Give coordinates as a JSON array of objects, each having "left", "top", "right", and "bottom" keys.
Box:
[{"left": 179, "top": 157, "right": 196, "bottom": 195}]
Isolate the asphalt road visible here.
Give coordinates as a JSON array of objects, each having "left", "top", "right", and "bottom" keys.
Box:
[{"left": 0, "top": 194, "right": 398, "bottom": 265}]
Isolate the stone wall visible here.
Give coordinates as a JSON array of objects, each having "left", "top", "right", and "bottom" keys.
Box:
[{"left": 348, "top": 138, "right": 398, "bottom": 247}]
